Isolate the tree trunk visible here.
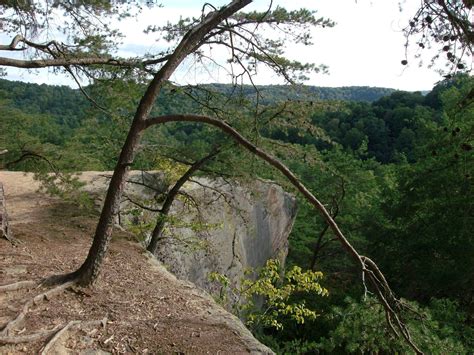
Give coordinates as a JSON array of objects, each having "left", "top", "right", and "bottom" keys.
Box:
[
  {"left": 75, "top": 123, "right": 145, "bottom": 285},
  {"left": 147, "top": 148, "right": 220, "bottom": 254},
  {"left": 72, "top": 0, "right": 251, "bottom": 286},
  {"left": 146, "top": 114, "right": 364, "bottom": 265},
  {"left": 310, "top": 180, "right": 344, "bottom": 270},
  {"left": 309, "top": 223, "right": 330, "bottom": 270}
]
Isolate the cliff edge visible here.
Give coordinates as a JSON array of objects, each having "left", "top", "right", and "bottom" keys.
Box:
[{"left": 0, "top": 171, "right": 274, "bottom": 354}]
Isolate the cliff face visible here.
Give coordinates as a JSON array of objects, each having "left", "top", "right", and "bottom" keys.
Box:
[
  {"left": 83, "top": 171, "right": 297, "bottom": 300},
  {"left": 155, "top": 177, "right": 297, "bottom": 299}
]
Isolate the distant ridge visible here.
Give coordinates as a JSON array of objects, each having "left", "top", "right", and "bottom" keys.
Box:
[
  {"left": 205, "top": 83, "right": 397, "bottom": 103},
  {"left": 1, "top": 78, "right": 397, "bottom": 110}
]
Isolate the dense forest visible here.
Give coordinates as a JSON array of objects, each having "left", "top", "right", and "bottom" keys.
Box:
[{"left": 1, "top": 74, "right": 472, "bottom": 353}]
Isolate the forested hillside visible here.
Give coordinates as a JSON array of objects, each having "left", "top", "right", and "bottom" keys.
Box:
[
  {"left": 0, "top": 78, "right": 397, "bottom": 170},
  {"left": 204, "top": 83, "right": 396, "bottom": 103},
  {"left": 1, "top": 74, "right": 472, "bottom": 353},
  {"left": 0, "top": 78, "right": 394, "bottom": 115}
]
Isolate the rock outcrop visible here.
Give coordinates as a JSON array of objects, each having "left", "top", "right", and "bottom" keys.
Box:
[
  {"left": 155, "top": 177, "right": 297, "bottom": 300},
  {"left": 82, "top": 171, "right": 297, "bottom": 301}
]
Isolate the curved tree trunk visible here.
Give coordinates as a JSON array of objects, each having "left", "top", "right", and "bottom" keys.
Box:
[
  {"left": 145, "top": 113, "right": 422, "bottom": 354},
  {"left": 72, "top": 0, "right": 252, "bottom": 286},
  {"left": 146, "top": 114, "right": 364, "bottom": 264},
  {"left": 74, "top": 122, "right": 146, "bottom": 285}
]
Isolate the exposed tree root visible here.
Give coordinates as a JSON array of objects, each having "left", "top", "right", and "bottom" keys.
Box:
[
  {"left": 40, "top": 318, "right": 106, "bottom": 355},
  {"left": 41, "top": 272, "right": 78, "bottom": 287},
  {"left": 40, "top": 320, "right": 80, "bottom": 354},
  {"left": 1, "top": 234, "right": 21, "bottom": 245},
  {"left": 0, "top": 324, "right": 62, "bottom": 345},
  {"left": 0, "top": 280, "right": 76, "bottom": 337},
  {"left": 0, "top": 272, "right": 106, "bottom": 352},
  {"left": 0, "top": 280, "right": 38, "bottom": 292},
  {"left": 0, "top": 317, "right": 107, "bottom": 348}
]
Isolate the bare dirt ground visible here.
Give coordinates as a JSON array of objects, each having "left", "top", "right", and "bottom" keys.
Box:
[{"left": 0, "top": 171, "right": 272, "bottom": 354}]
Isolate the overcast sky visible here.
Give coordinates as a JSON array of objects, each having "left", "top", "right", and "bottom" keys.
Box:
[{"left": 3, "top": 0, "right": 452, "bottom": 91}]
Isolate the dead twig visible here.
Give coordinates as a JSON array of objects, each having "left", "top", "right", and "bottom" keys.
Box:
[{"left": 41, "top": 317, "right": 107, "bottom": 354}]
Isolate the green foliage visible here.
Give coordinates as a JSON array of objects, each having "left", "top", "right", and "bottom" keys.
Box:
[
  {"left": 316, "top": 297, "right": 467, "bottom": 354},
  {"left": 366, "top": 75, "right": 473, "bottom": 303},
  {"left": 306, "top": 90, "right": 440, "bottom": 163},
  {"left": 0, "top": 0, "right": 149, "bottom": 57},
  {"left": 34, "top": 172, "right": 95, "bottom": 213},
  {"left": 256, "top": 336, "right": 319, "bottom": 355},
  {"left": 286, "top": 146, "right": 383, "bottom": 275},
  {"left": 123, "top": 206, "right": 157, "bottom": 243},
  {"left": 150, "top": 5, "right": 333, "bottom": 83},
  {"left": 264, "top": 75, "right": 473, "bottom": 352},
  {"left": 0, "top": 79, "right": 89, "bottom": 130},
  {"left": 1, "top": 73, "right": 473, "bottom": 354},
  {"left": 208, "top": 83, "right": 395, "bottom": 104},
  {"left": 208, "top": 272, "right": 231, "bottom": 305},
  {"left": 0, "top": 78, "right": 396, "bottom": 173},
  {"left": 210, "top": 259, "right": 328, "bottom": 332},
  {"left": 242, "top": 260, "right": 328, "bottom": 330},
  {"left": 429, "top": 298, "right": 474, "bottom": 349},
  {"left": 2, "top": 1, "right": 472, "bottom": 352}
]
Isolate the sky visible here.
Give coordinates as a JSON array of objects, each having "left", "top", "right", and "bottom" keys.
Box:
[{"left": 2, "top": 0, "right": 457, "bottom": 91}]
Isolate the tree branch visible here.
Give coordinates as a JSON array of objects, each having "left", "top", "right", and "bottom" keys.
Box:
[
  {"left": 144, "top": 113, "right": 423, "bottom": 354},
  {"left": 147, "top": 146, "right": 222, "bottom": 254},
  {"left": 145, "top": 114, "right": 362, "bottom": 263},
  {"left": 0, "top": 55, "right": 171, "bottom": 69},
  {"left": 4, "top": 150, "right": 58, "bottom": 171}
]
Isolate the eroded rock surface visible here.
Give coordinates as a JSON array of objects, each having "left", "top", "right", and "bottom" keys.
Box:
[
  {"left": 155, "top": 177, "right": 297, "bottom": 302},
  {"left": 0, "top": 171, "right": 275, "bottom": 354}
]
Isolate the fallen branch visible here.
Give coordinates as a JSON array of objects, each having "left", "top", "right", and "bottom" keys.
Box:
[
  {"left": 40, "top": 320, "right": 80, "bottom": 355},
  {"left": 0, "top": 316, "right": 106, "bottom": 348},
  {"left": 40, "top": 317, "right": 107, "bottom": 355}
]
